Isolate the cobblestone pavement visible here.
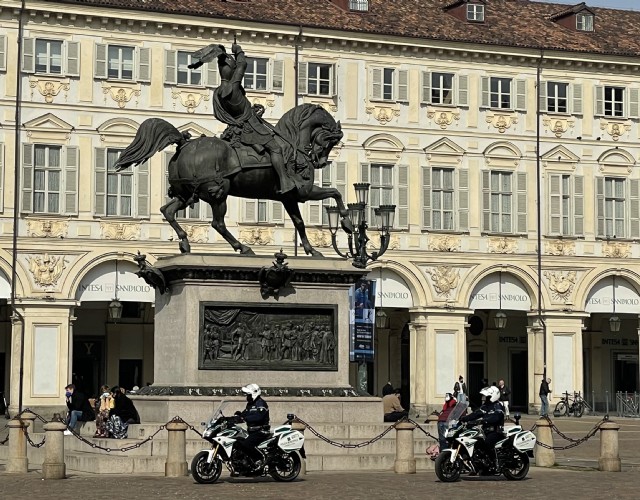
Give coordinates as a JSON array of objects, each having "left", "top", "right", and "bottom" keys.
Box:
[{"left": 0, "top": 467, "right": 638, "bottom": 500}]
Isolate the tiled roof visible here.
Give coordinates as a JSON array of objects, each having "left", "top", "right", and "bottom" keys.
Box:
[
  {"left": 52, "top": 0, "right": 640, "bottom": 58},
  {"left": 548, "top": 2, "right": 593, "bottom": 21}
]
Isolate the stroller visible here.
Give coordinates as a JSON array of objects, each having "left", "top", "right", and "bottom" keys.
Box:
[{"left": 0, "top": 391, "right": 9, "bottom": 419}]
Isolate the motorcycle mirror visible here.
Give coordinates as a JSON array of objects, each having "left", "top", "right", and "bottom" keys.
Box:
[
  {"left": 200, "top": 421, "right": 206, "bottom": 426},
  {"left": 287, "top": 413, "right": 295, "bottom": 423},
  {"left": 513, "top": 413, "right": 521, "bottom": 425}
]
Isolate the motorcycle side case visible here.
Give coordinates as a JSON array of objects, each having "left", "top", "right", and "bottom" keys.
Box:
[{"left": 513, "top": 430, "right": 537, "bottom": 452}]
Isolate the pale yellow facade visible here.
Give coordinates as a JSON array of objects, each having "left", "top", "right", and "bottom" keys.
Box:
[{"left": 0, "top": 0, "right": 639, "bottom": 415}]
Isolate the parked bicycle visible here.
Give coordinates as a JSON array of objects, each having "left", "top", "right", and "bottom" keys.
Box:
[{"left": 554, "top": 391, "right": 585, "bottom": 418}]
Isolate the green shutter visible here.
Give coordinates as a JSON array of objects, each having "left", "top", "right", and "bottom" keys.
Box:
[
  {"left": 22, "top": 144, "right": 34, "bottom": 213},
  {"left": 137, "top": 47, "right": 151, "bottom": 82},
  {"left": 421, "top": 71, "right": 431, "bottom": 104},
  {"left": 0, "top": 35, "right": 6, "bottom": 72},
  {"left": 458, "top": 168, "right": 469, "bottom": 231},
  {"left": 297, "top": 61, "right": 308, "bottom": 95},
  {"left": 482, "top": 170, "right": 491, "bottom": 231},
  {"left": 63, "top": 146, "right": 79, "bottom": 215},
  {"left": 94, "top": 147, "right": 106, "bottom": 216},
  {"left": 95, "top": 43, "right": 107, "bottom": 79},
  {"left": 66, "top": 41, "right": 80, "bottom": 76},
  {"left": 136, "top": 161, "right": 149, "bottom": 217},
  {"left": 481, "top": 76, "right": 490, "bottom": 108},
  {"left": 538, "top": 80, "right": 547, "bottom": 113},
  {"left": 515, "top": 79, "right": 527, "bottom": 111},
  {"left": 457, "top": 75, "right": 469, "bottom": 107},
  {"left": 630, "top": 179, "right": 640, "bottom": 239},
  {"left": 422, "top": 167, "right": 431, "bottom": 229},
  {"left": 272, "top": 59, "right": 284, "bottom": 93},
  {"left": 549, "top": 174, "right": 561, "bottom": 235},
  {"left": 574, "top": 176, "right": 584, "bottom": 236},
  {"left": 22, "top": 37, "right": 35, "bottom": 73},
  {"left": 516, "top": 172, "right": 527, "bottom": 234},
  {"left": 571, "top": 83, "right": 583, "bottom": 115},
  {"left": 397, "top": 69, "right": 409, "bottom": 103},
  {"left": 595, "top": 85, "right": 604, "bottom": 116},
  {"left": 397, "top": 164, "right": 409, "bottom": 229},
  {"left": 165, "top": 49, "right": 177, "bottom": 85},
  {"left": 596, "top": 177, "right": 605, "bottom": 237},
  {"left": 371, "top": 67, "right": 382, "bottom": 101}
]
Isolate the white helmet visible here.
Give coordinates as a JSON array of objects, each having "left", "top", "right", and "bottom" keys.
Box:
[
  {"left": 241, "top": 383, "right": 262, "bottom": 400},
  {"left": 480, "top": 386, "right": 501, "bottom": 403}
]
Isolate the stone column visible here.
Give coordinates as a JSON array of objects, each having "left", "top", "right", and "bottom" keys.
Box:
[
  {"left": 409, "top": 309, "right": 428, "bottom": 415},
  {"left": 394, "top": 421, "right": 416, "bottom": 474},
  {"left": 527, "top": 318, "right": 544, "bottom": 414},
  {"left": 6, "top": 418, "right": 29, "bottom": 473},
  {"left": 42, "top": 421, "right": 68, "bottom": 479},
  {"left": 534, "top": 418, "right": 555, "bottom": 467},
  {"left": 8, "top": 312, "right": 24, "bottom": 416},
  {"left": 291, "top": 421, "right": 307, "bottom": 475},
  {"left": 598, "top": 421, "right": 621, "bottom": 472},
  {"left": 165, "top": 421, "right": 189, "bottom": 477}
]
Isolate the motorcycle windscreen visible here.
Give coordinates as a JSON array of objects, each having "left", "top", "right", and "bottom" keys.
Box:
[
  {"left": 210, "top": 400, "right": 232, "bottom": 423},
  {"left": 446, "top": 401, "right": 469, "bottom": 425}
]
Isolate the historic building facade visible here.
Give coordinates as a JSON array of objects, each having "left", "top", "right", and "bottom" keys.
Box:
[{"left": 1, "top": 0, "right": 639, "bottom": 414}]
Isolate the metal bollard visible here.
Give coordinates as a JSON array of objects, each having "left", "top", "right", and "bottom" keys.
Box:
[
  {"left": 394, "top": 422, "right": 416, "bottom": 474},
  {"left": 605, "top": 390, "right": 610, "bottom": 415},
  {"left": 6, "top": 418, "right": 30, "bottom": 473},
  {"left": 42, "top": 421, "right": 68, "bottom": 479},
  {"left": 291, "top": 421, "right": 307, "bottom": 475},
  {"left": 165, "top": 421, "right": 189, "bottom": 477},
  {"left": 534, "top": 418, "right": 555, "bottom": 467},
  {"left": 598, "top": 420, "right": 621, "bottom": 472}
]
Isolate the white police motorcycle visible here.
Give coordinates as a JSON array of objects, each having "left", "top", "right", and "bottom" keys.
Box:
[
  {"left": 191, "top": 402, "right": 305, "bottom": 483},
  {"left": 435, "top": 402, "right": 536, "bottom": 482}
]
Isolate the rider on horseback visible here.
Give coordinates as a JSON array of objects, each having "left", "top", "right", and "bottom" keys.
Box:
[{"left": 190, "top": 43, "right": 296, "bottom": 195}]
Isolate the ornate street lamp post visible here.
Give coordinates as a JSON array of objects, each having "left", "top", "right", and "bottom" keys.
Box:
[{"left": 326, "top": 183, "right": 396, "bottom": 269}]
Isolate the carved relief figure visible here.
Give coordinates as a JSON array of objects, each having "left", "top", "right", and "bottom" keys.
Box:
[
  {"left": 28, "top": 253, "right": 67, "bottom": 287},
  {"left": 544, "top": 270, "right": 577, "bottom": 301}
]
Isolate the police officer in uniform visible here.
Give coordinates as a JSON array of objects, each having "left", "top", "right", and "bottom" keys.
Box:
[{"left": 235, "top": 383, "right": 270, "bottom": 470}]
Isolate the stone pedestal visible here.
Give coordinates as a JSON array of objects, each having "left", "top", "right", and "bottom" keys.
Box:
[
  {"left": 534, "top": 418, "right": 555, "bottom": 467},
  {"left": 135, "top": 254, "right": 381, "bottom": 424},
  {"left": 165, "top": 421, "right": 189, "bottom": 477},
  {"left": 599, "top": 421, "right": 621, "bottom": 472},
  {"left": 6, "top": 418, "right": 29, "bottom": 473},
  {"left": 394, "top": 422, "right": 416, "bottom": 474},
  {"left": 42, "top": 421, "right": 67, "bottom": 479}
]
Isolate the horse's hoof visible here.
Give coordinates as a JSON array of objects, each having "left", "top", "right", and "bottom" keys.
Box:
[
  {"left": 179, "top": 240, "right": 191, "bottom": 254},
  {"left": 341, "top": 217, "right": 354, "bottom": 234},
  {"left": 239, "top": 246, "right": 255, "bottom": 256}
]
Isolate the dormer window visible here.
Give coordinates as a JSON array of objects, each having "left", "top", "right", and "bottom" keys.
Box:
[
  {"left": 576, "top": 12, "right": 594, "bottom": 31},
  {"left": 349, "top": 0, "right": 369, "bottom": 12},
  {"left": 467, "top": 3, "right": 485, "bottom": 22}
]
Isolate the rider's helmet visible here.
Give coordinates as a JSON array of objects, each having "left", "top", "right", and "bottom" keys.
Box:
[
  {"left": 480, "top": 386, "right": 501, "bottom": 403},
  {"left": 241, "top": 383, "right": 262, "bottom": 401}
]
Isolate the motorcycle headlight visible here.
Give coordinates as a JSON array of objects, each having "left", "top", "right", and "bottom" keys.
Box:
[{"left": 203, "top": 428, "right": 213, "bottom": 438}]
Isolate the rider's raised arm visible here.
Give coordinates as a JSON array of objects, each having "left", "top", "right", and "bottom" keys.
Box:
[{"left": 231, "top": 44, "right": 247, "bottom": 86}]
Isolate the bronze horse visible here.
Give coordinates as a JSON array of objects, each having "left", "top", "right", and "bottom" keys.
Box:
[{"left": 114, "top": 104, "right": 349, "bottom": 256}]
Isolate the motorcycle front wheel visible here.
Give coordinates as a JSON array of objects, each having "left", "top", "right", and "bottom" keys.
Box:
[
  {"left": 269, "top": 451, "right": 301, "bottom": 482},
  {"left": 503, "top": 451, "right": 530, "bottom": 480},
  {"left": 434, "top": 450, "right": 461, "bottom": 482},
  {"left": 191, "top": 451, "right": 222, "bottom": 484}
]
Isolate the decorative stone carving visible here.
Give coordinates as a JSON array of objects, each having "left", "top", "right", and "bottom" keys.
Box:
[
  {"left": 27, "top": 219, "right": 68, "bottom": 238},
  {"left": 603, "top": 241, "right": 631, "bottom": 258},
  {"left": 485, "top": 112, "right": 518, "bottom": 133},
  {"left": 239, "top": 227, "right": 273, "bottom": 246},
  {"left": 427, "top": 107, "right": 460, "bottom": 130},
  {"left": 200, "top": 303, "right": 336, "bottom": 370},
  {"left": 28, "top": 253, "right": 67, "bottom": 287},
  {"left": 366, "top": 104, "right": 400, "bottom": 125},
  {"left": 307, "top": 229, "right": 332, "bottom": 248},
  {"left": 543, "top": 116, "right": 575, "bottom": 138},
  {"left": 545, "top": 240, "right": 576, "bottom": 256},
  {"left": 544, "top": 270, "right": 577, "bottom": 302},
  {"left": 426, "top": 266, "right": 459, "bottom": 297},
  {"left": 102, "top": 82, "right": 141, "bottom": 109},
  {"left": 100, "top": 222, "right": 140, "bottom": 240},
  {"left": 183, "top": 224, "right": 209, "bottom": 243},
  {"left": 29, "top": 77, "right": 70, "bottom": 104},
  {"left": 488, "top": 237, "right": 518, "bottom": 254},
  {"left": 428, "top": 235, "right": 460, "bottom": 252},
  {"left": 171, "top": 88, "right": 210, "bottom": 113},
  {"left": 600, "top": 119, "right": 631, "bottom": 142}
]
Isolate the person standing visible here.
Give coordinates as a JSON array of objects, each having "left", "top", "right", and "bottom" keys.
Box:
[
  {"left": 498, "top": 379, "right": 511, "bottom": 417},
  {"left": 453, "top": 375, "right": 467, "bottom": 404},
  {"left": 539, "top": 377, "right": 552, "bottom": 416}
]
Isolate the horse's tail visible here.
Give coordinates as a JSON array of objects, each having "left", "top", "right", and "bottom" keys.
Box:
[{"left": 114, "top": 118, "right": 183, "bottom": 171}]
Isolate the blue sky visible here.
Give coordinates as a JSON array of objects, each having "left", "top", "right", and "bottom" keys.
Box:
[{"left": 537, "top": 0, "right": 639, "bottom": 10}]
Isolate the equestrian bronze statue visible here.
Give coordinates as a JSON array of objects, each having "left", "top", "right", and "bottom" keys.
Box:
[{"left": 114, "top": 43, "right": 350, "bottom": 256}]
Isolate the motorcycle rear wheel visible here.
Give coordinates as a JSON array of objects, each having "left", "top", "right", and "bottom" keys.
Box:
[
  {"left": 191, "top": 451, "right": 222, "bottom": 484},
  {"left": 434, "top": 450, "right": 461, "bottom": 482},
  {"left": 503, "top": 451, "right": 529, "bottom": 480},
  {"left": 269, "top": 452, "right": 301, "bottom": 482}
]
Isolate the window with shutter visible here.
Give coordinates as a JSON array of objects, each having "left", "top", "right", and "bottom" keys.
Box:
[
  {"left": 397, "top": 164, "right": 409, "bottom": 229},
  {"left": 136, "top": 161, "right": 149, "bottom": 218},
  {"left": 487, "top": 171, "right": 513, "bottom": 233},
  {"left": 604, "top": 177, "right": 625, "bottom": 238},
  {"left": 490, "top": 77, "right": 512, "bottom": 109},
  {"left": 574, "top": 176, "right": 584, "bottom": 236},
  {"left": 0, "top": 35, "right": 6, "bottom": 72},
  {"left": 549, "top": 174, "right": 562, "bottom": 235},
  {"left": 271, "top": 201, "right": 284, "bottom": 224},
  {"left": 66, "top": 41, "right": 80, "bottom": 77},
  {"left": 431, "top": 72, "right": 454, "bottom": 105},
  {"left": 516, "top": 172, "right": 527, "bottom": 234},
  {"left": 482, "top": 170, "right": 490, "bottom": 231},
  {"left": 514, "top": 79, "right": 527, "bottom": 111},
  {"left": 105, "top": 148, "right": 134, "bottom": 217},
  {"left": 596, "top": 177, "right": 605, "bottom": 237},
  {"left": 205, "top": 61, "right": 219, "bottom": 88},
  {"left": 176, "top": 51, "right": 202, "bottom": 86},
  {"left": 244, "top": 57, "right": 268, "bottom": 91},
  {"left": 22, "top": 38, "right": 35, "bottom": 73},
  {"left": 397, "top": 70, "right": 409, "bottom": 103},
  {"left": 604, "top": 86, "right": 625, "bottom": 118},
  {"left": 63, "top": 146, "right": 79, "bottom": 215},
  {"left": 22, "top": 144, "right": 34, "bottom": 213},
  {"left": 431, "top": 168, "right": 454, "bottom": 230},
  {"left": 137, "top": 47, "right": 151, "bottom": 82},
  {"left": 421, "top": 71, "right": 431, "bottom": 104},
  {"left": 628, "top": 88, "right": 639, "bottom": 119},
  {"left": 546, "top": 82, "right": 569, "bottom": 114},
  {"left": 422, "top": 167, "right": 431, "bottom": 230},
  {"left": 371, "top": 67, "right": 383, "bottom": 101},
  {"left": 94, "top": 147, "right": 106, "bottom": 216},
  {"left": 571, "top": 83, "right": 583, "bottom": 115},
  {"left": 95, "top": 43, "right": 107, "bottom": 79},
  {"left": 481, "top": 76, "right": 490, "bottom": 108},
  {"left": 272, "top": 59, "right": 284, "bottom": 93},
  {"left": 457, "top": 75, "right": 469, "bottom": 107},
  {"left": 243, "top": 199, "right": 258, "bottom": 223},
  {"left": 307, "top": 63, "right": 333, "bottom": 97},
  {"left": 107, "top": 45, "right": 134, "bottom": 80},
  {"left": 458, "top": 168, "right": 469, "bottom": 231},
  {"left": 0, "top": 143, "right": 4, "bottom": 212},
  {"left": 370, "top": 164, "right": 395, "bottom": 228},
  {"left": 33, "top": 145, "right": 62, "bottom": 214},
  {"left": 297, "top": 61, "right": 308, "bottom": 95},
  {"left": 630, "top": 179, "right": 640, "bottom": 239}
]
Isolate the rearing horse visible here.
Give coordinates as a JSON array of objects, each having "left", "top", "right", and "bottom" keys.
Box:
[{"left": 114, "top": 104, "right": 349, "bottom": 256}]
